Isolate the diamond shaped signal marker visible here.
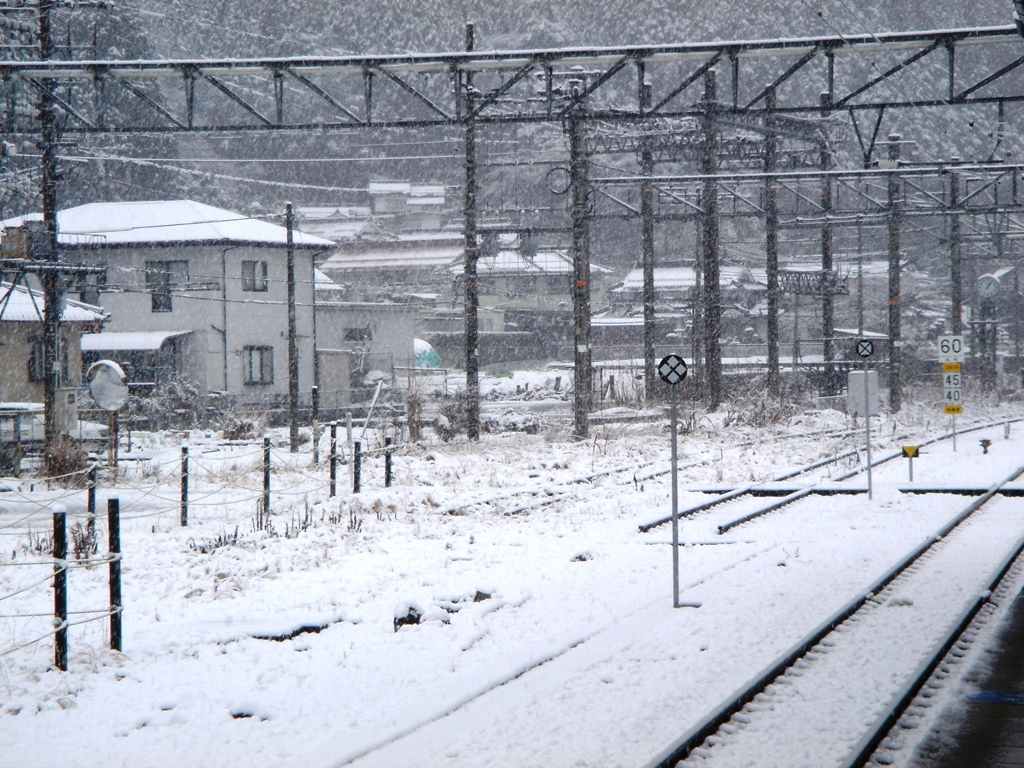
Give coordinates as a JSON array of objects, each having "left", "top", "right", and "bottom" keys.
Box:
[{"left": 658, "top": 354, "right": 688, "bottom": 385}]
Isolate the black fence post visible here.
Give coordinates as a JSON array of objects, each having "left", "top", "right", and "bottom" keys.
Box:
[
  {"left": 329, "top": 421, "right": 337, "bottom": 498},
  {"left": 311, "top": 385, "right": 320, "bottom": 466},
  {"left": 107, "top": 497, "right": 121, "bottom": 652},
  {"left": 353, "top": 440, "right": 361, "bottom": 494},
  {"left": 263, "top": 437, "right": 271, "bottom": 517},
  {"left": 180, "top": 446, "right": 189, "bottom": 527},
  {"left": 385, "top": 436, "right": 393, "bottom": 488},
  {"left": 53, "top": 504, "right": 67, "bottom": 671},
  {"left": 87, "top": 464, "right": 97, "bottom": 542}
]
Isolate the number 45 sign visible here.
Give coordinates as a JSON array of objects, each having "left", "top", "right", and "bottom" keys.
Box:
[{"left": 938, "top": 335, "right": 964, "bottom": 363}]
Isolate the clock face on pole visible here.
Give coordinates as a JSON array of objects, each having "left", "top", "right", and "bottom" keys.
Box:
[{"left": 978, "top": 274, "right": 1001, "bottom": 299}]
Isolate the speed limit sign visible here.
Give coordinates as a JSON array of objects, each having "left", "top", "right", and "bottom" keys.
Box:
[{"left": 938, "top": 335, "right": 964, "bottom": 363}]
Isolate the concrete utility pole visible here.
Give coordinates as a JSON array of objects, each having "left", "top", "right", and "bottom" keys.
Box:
[
  {"left": 949, "top": 169, "right": 963, "bottom": 335},
  {"left": 764, "top": 86, "right": 780, "bottom": 397},
  {"left": 286, "top": 202, "right": 299, "bottom": 452},
  {"left": 640, "top": 120, "right": 656, "bottom": 401},
  {"left": 700, "top": 70, "right": 721, "bottom": 409},
  {"left": 463, "top": 21, "right": 480, "bottom": 441},
  {"left": 887, "top": 135, "right": 903, "bottom": 412},
  {"left": 37, "top": 0, "right": 61, "bottom": 454},
  {"left": 568, "top": 104, "right": 592, "bottom": 440},
  {"left": 820, "top": 92, "right": 835, "bottom": 389}
]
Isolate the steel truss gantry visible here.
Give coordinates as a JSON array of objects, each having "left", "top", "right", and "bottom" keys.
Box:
[
  {"left": 7, "top": 22, "right": 1024, "bottom": 438},
  {"left": 595, "top": 161, "right": 1024, "bottom": 394},
  {"left": 0, "top": 25, "right": 1021, "bottom": 135}
]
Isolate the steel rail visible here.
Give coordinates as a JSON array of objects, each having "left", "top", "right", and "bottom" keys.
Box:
[
  {"left": 711, "top": 416, "right": 1024, "bottom": 534},
  {"left": 438, "top": 425, "right": 864, "bottom": 518},
  {"left": 842, "top": 531, "right": 1024, "bottom": 767},
  {"left": 645, "top": 464, "right": 1024, "bottom": 768}
]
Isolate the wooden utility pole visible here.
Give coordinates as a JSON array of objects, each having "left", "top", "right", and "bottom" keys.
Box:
[
  {"left": 463, "top": 22, "right": 480, "bottom": 441},
  {"left": 38, "top": 0, "right": 61, "bottom": 453},
  {"left": 286, "top": 202, "right": 299, "bottom": 451}
]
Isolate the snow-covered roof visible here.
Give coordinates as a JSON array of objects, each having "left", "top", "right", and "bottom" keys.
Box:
[
  {"left": 296, "top": 206, "right": 371, "bottom": 220},
  {"left": 320, "top": 241, "right": 463, "bottom": 271},
  {"left": 615, "top": 265, "right": 767, "bottom": 292},
  {"left": 3, "top": 201, "right": 335, "bottom": 248},
  {"left": 314, "top": 268, "right": 345, "bottom": 292},
  {"left": 368, "top": 182, "right": 411, "bottom": 195},
  {"left": 0, "top": 281, "right": 106, "bottom": 324},
  {"left": 410, "top": 185, "right": 445, "bottom": 198},
  {"left": 81, "top": 330, "right": 191, "bottom": 352}
]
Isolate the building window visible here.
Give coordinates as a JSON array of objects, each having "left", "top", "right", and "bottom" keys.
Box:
[
  {"left": 74, "top": 267, "right": 106, "bottom": 305},
  {"left": 343, "top": 327, "right": 372, "bottom": 342},
  {"left": 146, "top": 260, "right": 188, "bottom": 312},
  {"left": 241, "top": 260, "right": 268, "bottom": 292},
  {"left": 26, "top": 336, "right": 68, "bottom": 383},
  {"left": 243, "top": 345, "right": 273, "bottom": 385},
  {"left": 27, "top": 336, "right": 44, "bottom": 381}
]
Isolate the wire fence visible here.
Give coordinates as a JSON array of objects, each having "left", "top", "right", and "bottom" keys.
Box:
[{"left": 0, "top": 427, "right": 401, "bottom": 671}]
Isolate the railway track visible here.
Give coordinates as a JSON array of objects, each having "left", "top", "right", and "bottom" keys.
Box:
[
  {"left": 639, "top": 416, "right": 1024, "bottom": 536},
  {"left": 440, "top": 424, "right": 871, "bottom": 518},
  {"left": 647, "top": 466, "right": 1024, "bottom": 768}
]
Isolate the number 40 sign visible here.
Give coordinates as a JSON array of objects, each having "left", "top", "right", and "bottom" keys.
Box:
[{"left": 938, "top": 335, "right": 964, "bottom": 415}]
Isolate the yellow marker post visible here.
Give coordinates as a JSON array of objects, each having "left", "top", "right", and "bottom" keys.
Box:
[{"left": 902, "top": 445, "right": 919, "bottom": 482}]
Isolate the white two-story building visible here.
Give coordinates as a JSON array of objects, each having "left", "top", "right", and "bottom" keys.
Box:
[{"left": 4, "top": 200, "right": 334, "bottom": 410}]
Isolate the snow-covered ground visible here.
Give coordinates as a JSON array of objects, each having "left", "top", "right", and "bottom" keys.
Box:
[{"left": 2, "top": 380, "right": 1023, "bottom": 768}]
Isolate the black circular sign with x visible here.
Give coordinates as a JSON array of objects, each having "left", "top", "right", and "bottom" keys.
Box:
[
  {"left": 856, "top": 339, "right": 875, "bottom": 358},
  {"left": 658, "top": 354, "right": 688, "bottom": 385}
]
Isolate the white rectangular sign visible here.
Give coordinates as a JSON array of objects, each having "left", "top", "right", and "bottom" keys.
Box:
[
  {"left": 943, "top": 387, "right": 962, "bottom": 404},
  {"left": 938, "top": 335, "right": 965, "bottom": 363},
  {"left": 848, "top": 370, "right": 879, "bottom": 417}
]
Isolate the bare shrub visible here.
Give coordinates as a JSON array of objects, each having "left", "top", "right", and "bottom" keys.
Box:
[
  {"left": 188, "top": 527, "right": 241, "bottom": 554},
  {"left": 43, "top": 434, "right": 89, "bottom": 483},
  {"left": 222, "top": 413, "right": 261, "bottom": 441},
  {"left": 406, "top": 390, "right": 424, "bottom": 442},
  {"left": 435, "top": 389, "right": 474, "bottom": 441},
  {"left": 70, "top": 521, "right": 98, "bottom": 560}
]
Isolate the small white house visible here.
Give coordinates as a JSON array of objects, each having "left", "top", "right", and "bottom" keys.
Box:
[{"left": 4, "top": 201, "right": 334, "bottom": 410}]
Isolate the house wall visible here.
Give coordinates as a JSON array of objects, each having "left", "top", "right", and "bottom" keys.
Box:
[
  {"left": 72, "top": 244, "right": 318, "bottom": 407},
  {"left": 0, "top": 323, "right": 86, "bottom": 403},
  {"left": 315, "top": 302, "right": 416, "bottom": 405},
  {"left": 316, "top": 302, "right": 416, "bottom": 367}
]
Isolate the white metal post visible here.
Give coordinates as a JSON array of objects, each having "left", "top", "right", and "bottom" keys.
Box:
[
  {"left": 670, "top": 384, "right": 680, "bottom": 609},
  {"left": 864, "top": 357, "right": 872, "bottom": 500}
]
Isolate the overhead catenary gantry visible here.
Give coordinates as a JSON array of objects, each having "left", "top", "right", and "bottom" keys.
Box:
[
  {"left": 6, "top": 23, "right": 1024, "bottom": 439},
  {"left": 593, "top": 160, "right": 1024, "bottom": 404},
  {"left": 1, "top": 25, "right": 1022, "bottom": 132}
]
